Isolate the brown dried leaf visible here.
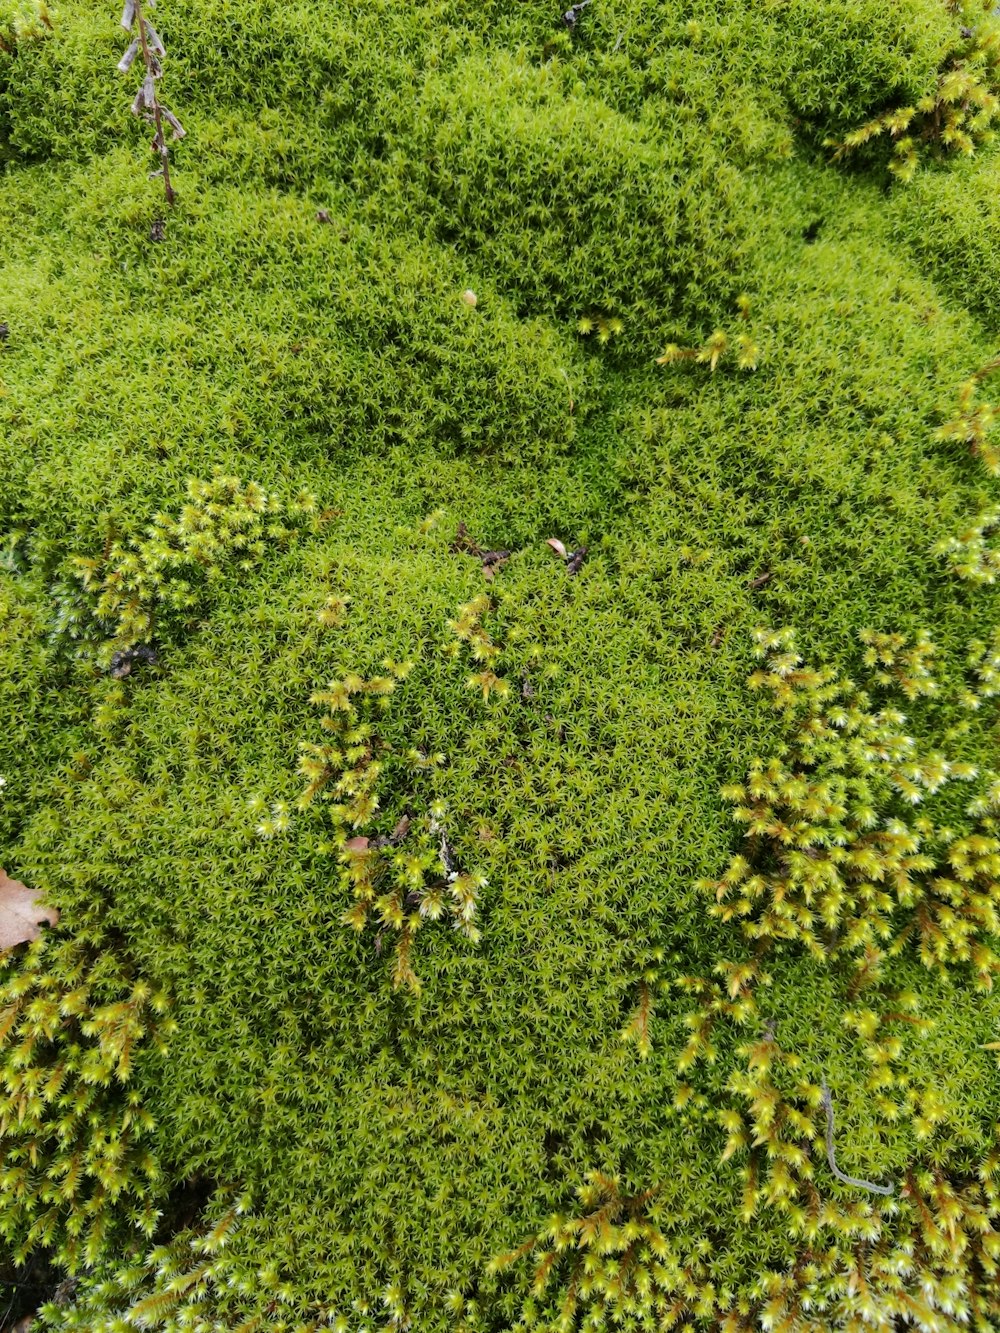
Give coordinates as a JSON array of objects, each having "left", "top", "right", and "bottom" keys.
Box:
[
  {"left": 0, "top": 870, "right": 59, "bottom": 950},
  {"left": 546, "top": 538, "right": 568, "bottom": 559},
  {"left": 344, "top": 836, "right": 370, "bottom": 853}
]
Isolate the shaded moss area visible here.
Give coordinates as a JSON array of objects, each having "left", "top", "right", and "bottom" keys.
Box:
[{"left": 1, "top": 1, "right": 1000, "bottom": 1329}]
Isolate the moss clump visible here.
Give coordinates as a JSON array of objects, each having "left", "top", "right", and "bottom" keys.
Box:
[
  {"left": 0, "top": 932, "right": 170, "bottom": 1272},
  {"left": 49, "top": 471, "right": 315, "bottom": 669},
  {"left": 1, "top": 0, "right": 1000, "bottom": 1329},
  {"left": 826, "top": 16, "right": 1000, "bottom": 180},
  {"left": 891, "top": 149, "right": 1000, "bottom": 319}
]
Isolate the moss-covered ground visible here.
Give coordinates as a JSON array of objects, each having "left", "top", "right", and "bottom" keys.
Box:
[{"left": 2, "top": 1, "right": 1000, "bottom": 1329}]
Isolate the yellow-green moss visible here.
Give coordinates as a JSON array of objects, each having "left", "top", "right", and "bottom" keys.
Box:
[{"left": 0, "top": 1, "right": 999, "bottom": 1329}]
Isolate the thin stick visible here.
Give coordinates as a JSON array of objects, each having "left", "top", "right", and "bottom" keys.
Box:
[
  {"left": 820, "top": 1078, "right": 894, "bottom": 1196},
  {"left": 133, "top": 0, "right": 174, "bottom": 205}
]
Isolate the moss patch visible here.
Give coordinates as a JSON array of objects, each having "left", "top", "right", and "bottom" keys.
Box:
[{"left": 1, "top": 1, "right": 1000, "bottom": 1329}]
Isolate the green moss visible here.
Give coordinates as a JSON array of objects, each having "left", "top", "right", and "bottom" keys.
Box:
[
  {"left": 778, "top": 0, "right": 957, "bottom": 130},
  {"left": 892, "top": 150, "right": 1000, "bottom": 322},
  {"left": 0, "top": 0, "right": 999, "bottom": 1328}
]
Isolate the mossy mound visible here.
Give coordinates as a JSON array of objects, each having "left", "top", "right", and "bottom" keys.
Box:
[{"left": 1, "top": 1, "right": 1000, "bottom": 1330}]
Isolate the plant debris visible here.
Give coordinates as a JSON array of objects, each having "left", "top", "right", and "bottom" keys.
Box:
[
  {"left": 371, "top": 813, "right": 412, "bottom": 850},
  {"left": 546, "top": 538, "right": 587, "bottom": 575},
  {"left": 561, "top": 0, "right": 592, "bottom": 28},
  {"left": 452, "top": 522, "right": 511, "bottom": 581},
  {"left": 439, "top": 828, "right": 459, "bottom": 878},
  {"left": 480, "top": 551, "right": 509, "bottom": 581},
  {"left": 109, "top": 643, "right": 158, "bottom": 679},
  {"left": 0, "top": 870, "right": 59, "bottom": 950},
  {"left": 118, "top": 0, "right": 185, "bottom": 206}
]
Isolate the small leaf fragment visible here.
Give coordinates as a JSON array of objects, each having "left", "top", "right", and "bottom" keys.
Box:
[{"left": 0, "top": 870, "right": 59, "bottom": 950}]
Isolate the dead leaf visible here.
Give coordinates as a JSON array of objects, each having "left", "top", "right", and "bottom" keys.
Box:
[
  {"left": 344, "top": 836, "right": 370, "bottom": 853},
  {"left": 546, "top": 538, "right": 568, "bottom": 559},
  {"left": 710, "top": 624, "right": 726, "bottom": 649},
  {"left": 0, "top": 870, "right": 59, "bottom": 950},
  {"left": 748, "top": 570, "right": 772, "bottom": 589},
  {"left": 316, "top": 209, "right": 331, "bottom": 223},
  {"left": 374, "top": 814, "right": 412, "bottom": 849}
]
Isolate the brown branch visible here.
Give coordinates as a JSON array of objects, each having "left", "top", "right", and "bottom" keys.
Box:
[{"left": 132, "top": 0, "right": 174, "bottom": 205}]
